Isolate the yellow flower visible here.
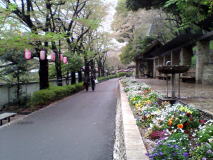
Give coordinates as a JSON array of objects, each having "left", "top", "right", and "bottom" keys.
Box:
[
  {"left": 146, "top": 100, "right": 152, "bottom": 105},
  {"left": 168, "top": 120, "right": 173, "bottom": 126},
  {"left": 179, "top": 106, "right": 193, "bottom": 114}
]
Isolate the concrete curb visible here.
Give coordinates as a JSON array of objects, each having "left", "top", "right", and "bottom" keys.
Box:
[
  {"left": 113, "top": 87, "right": 126, "bottom": 160},
  {"left": 118, "top": 81, "right": 149, "bottom": 160}
]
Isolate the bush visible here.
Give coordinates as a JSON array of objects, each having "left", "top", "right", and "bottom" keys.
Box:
[
  {"left": 97, "top": 72, "right": 132, "bottom": 82},
  {"left": 31, "top": 83, "right": 83, "bottom": 106}
]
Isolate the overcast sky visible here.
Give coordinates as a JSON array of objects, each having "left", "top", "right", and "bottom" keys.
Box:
[
  {"left": 101, "top": 0, "right": 117, "bottom": 33},
  {"left": 101, "top": 0, "right": 126, "bottom": 49}
]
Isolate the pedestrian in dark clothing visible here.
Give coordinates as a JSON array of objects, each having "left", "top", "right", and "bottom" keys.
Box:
[
  {"left": 84, "top": 77, "right": 89, "bottom": 91},
  {"left": 91, "top": 76, "right": 96, "bottom": 91}
]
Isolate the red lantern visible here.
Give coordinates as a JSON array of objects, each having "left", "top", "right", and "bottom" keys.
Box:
[
  {"left": 40, "top": 50, "right": 46, "bottom": 60},
  {"left": 63, "top": 57, "right": 68, "bottom": 64},
  {"left": 60, "top": 54, "right": 64, "bottom": 62},
  {"left": 51, "top": 52, "right": 56, "bottom": 61},
  {"left": 24, "top": 49, "right": 32, "bottom": 60}
]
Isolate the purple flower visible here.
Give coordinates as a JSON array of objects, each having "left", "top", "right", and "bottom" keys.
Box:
[
  {"left": 153, "top": 153, "right": 158, "bottom": 157},
  {"left": 183, "top": 152, "right": 189, "bottom": 157},
  {"left": 159, "top": 152, "right": 163, "bottom": 156},
  {"left": 145, "top": 153, "right": 149, "bottom": 156},
  {"left": 202, "top": 158, "right": 207, "bottom": 160},
  {"left": 207, "top": 150, "right": 212, "bottom": 154},
  {"left": 173, "top": 152, "right": 177, "bottom": 156},
  {"left": 173, "top": 144, "right": 179, "bottom": 149}
]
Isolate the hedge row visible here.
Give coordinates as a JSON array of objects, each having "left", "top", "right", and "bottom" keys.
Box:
[
  {"left": 31, "top": 83, "right": 84, "bottom": 106},
  {"left": 30, "top": 72, "right": 132, "bottom": 106},
  {"left": 97, "top": 72, "right": 132, "bottom": 82}
]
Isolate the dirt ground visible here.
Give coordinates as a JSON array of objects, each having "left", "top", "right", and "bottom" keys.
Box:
[{"left": 137, "top": 78, "right": 213, "bottom": 114}]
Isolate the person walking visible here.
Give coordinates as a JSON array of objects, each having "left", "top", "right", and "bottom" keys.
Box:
[
  {"left": 91, "top": 76, "right": 96, "bottom": 91},
  {"left": 84, "top": 77, "right": 89, "bottom": 92}
]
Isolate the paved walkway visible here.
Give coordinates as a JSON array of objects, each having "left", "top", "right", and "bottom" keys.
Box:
[
  {"left": 0, "top": 79, "right": 118, "bottom": 160},
  {"left": 138, "top": 78, "right": 213, "bottom": 113}
]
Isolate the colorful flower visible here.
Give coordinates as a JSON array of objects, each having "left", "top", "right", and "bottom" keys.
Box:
[
  {"left": 168, "top": 120, "right": 173, "bottom": 126},
  {"left": 177, "top": 124, "right": 184, "bottom": 129},
  {"left": 199, "top": 120, "right": 206, "bottom": 124}
]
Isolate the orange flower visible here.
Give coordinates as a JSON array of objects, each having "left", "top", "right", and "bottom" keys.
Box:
[
  {"left": 168, "top": 120, "right": 173, "bottom": 126},
  {"left": 177, "top": 124, "right": 184, "bottom": 129}
]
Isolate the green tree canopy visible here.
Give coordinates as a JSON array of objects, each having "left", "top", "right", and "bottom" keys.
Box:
[
  {"left": 120, "top": 36, "right": 156, "bottom": 64},
  {"left": 126, "top": 0, "right": 213, "bottom": 31}
]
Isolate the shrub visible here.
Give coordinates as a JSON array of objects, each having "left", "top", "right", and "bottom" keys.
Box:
[
  {"left": 31, "top": 83, "right": 83, "bottom": 106},
  {"left": 97, "top": 72, "right": 132, "bottom": 82}
]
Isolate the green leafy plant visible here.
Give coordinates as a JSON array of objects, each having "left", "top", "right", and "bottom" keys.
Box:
[
  {"left": 97, "top": 72, "right": 132, "bottom": 82},
  {"left": 31, "top": 83, "right": 83, "bottom": 106},
  {"left": 190, "top": 143, "right": 213, "bottom": 160},
  {"left": 148, "top": 132, "right": 190, "bottom": 160},
  {"left": 197, "top": 124, "right": 213, "bottom": 143},
  {"left": 162, "top": 105, "right": 200, "bottom": 132},
  {"left": 138, "top": 106, "right": 160, "bottom": 128}
]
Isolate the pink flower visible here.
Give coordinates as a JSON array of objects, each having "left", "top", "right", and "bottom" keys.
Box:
[{"left": 199, "top": 120, "right": 206, "bottom": 124}]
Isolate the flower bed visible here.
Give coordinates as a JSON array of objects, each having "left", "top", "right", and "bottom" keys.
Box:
[{"left": 121, "top": 78, "right": 213, "bottom": 160}]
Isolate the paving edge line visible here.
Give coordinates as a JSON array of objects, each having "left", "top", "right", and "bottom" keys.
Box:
[{"left": 118, "top": 80, "right": 149, "bottom": 160}]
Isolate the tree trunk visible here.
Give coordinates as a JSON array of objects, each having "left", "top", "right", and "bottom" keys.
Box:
[
  {"left": 90, "top": 60, "right": 96, "bottom": 79},
  {"left": 101, "top": 65, "right": 105, "bottom": 77},
  {"left": 84, "top": 58, "right": 90, "bottom": 82},
  {"left": 97, "top": 61, "right": 102, "bottom": 77},
  {"left": 71, "top": 72, "right": 76, "bottom": 84},
  {"left": 78, "top": 71, "right": 83, "bottom": 82},
  {"left": 98, "top": 67, "right": 101, "bottom": 77},
  {"left": 66, "top": 71, "right": 69, "bottom": 85},
  {"left": 17, "top": 71, "right": 20, "bottom": 105},
  {"left": 39, "top": 58, "right": 49, "bottom": 89},
  {"left": 52, "top": 42, "right": 63, "bottom": 86},
  {"left": 55, "top": 56, "right": 63, "bottom": 86}
]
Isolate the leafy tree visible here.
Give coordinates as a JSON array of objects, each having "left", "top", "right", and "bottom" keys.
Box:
[
  {"left": 0, "top": 0, "right": 107, "bottom": 89},
  {"left": 120, "top": 42, "right": 135, "bottom": 64},
  {"left": 0, "top": 49, "right": 31, "bottom": 105},
  {"left": 126, "top": 0, "right": 213, "bottom": 31},
  {"left": 63, "top": 53, "right": 84, "bottom": 84},
  {"left": 120, "top": 36, "right": 156, "bottom": 64},
  {"left": 92, "top": 32, "right": 112, "bottom": 77}
]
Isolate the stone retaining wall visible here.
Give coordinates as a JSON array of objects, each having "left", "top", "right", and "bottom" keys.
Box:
[{"left": 113, "top": 81, "right": 149, "bottom": 160}]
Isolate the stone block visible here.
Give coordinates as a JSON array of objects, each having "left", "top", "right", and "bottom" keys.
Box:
[{"left": 202, "top": 64, "right": 213, "bottom": 85}]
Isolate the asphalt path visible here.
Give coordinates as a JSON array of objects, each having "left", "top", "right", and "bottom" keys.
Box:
[{"left": 0, "top": 79, "right": 118, "bottom": 160}]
